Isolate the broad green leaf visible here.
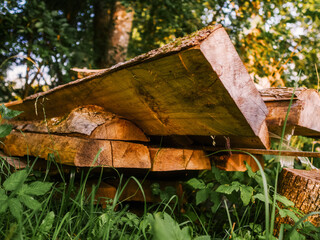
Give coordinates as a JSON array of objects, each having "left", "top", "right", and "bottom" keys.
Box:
[
  {"left": 0, "top": 188, "right": 8, "bottom": 201},
  {"left": 35, "top": 22, "right": 43, "bottom": 28},
  {"left": 216, "top": 184, "right": 234, "bottom": 194},
  {"left": 216, "top": 181, "right": 241, "bottom": 195},
  {"left": 3, "top": 170, "right": 28, "bottom": 191},
  {"left": 151, "top": 183, "right": 161, "bottom": 195},
  {"left": 186, "top": 178, "right": 205, "bottom": 190},
  {"left": 181, "top": 226, "right": 192, "bottom": 239},
  {"left": 231, "top": 171, "right": 245, "bottom": 182},
  {"left": 279, "top": 208, "right": 299, "bottom": 222},
  {"left": 9, "top": 198, "right": 23, "bottom": 220},
  {"left": 240, "top": 185, "right": 253, "bottom": 206},
  {"left": 278, "top": 208, "right": 287, "bottom": 218},
  {"left": 249, "top": 223, "right": 262, "bottom": 233},
  {"left": 0, "top": 124, "right": 12, "bottom": 138},
  {"left": 194, "top": 236, "right": 211, "bottom": 240},
  {"left": 38, "top": 211, "right": 55, "bottom": 233},
  {"left": 0, "top": 104, "right": 23, "bottom": 120},
  {"left": 210, "top": 191, "right": 221, "bottom": 213},
  {"left": 0, "top": 200, "right": 8, "bottom": 213},
  {"left": 23, "top": 181, "right": 53, "bottom": 196},
  {"left": 196, "top": 188, "right": 209, "bottom": 205},
  {"left": 289, "top": 229, "right": 306, "bottom": 240},
  {"left": 245, "top": 162, "right": 255, "bottom": 178},
  {"left": 17, "top": 184, "right": 29, "bottom": 195},
  {"left": 245, "top": 162, "right": 263, "bottom": 186},
  {"left": 18, "top": 194, "right": 41, "bottom": 210},
  {"left": 212, "top": 167, "right": 228, "bottom": 184},
  {"left": 253, "top": 193, "right": 271, "bottom": 203},
  {"left": 276, "top": 194, "right": 294, "bottom": 207},
  {"left": 152, "top": 212, "right": 192, "bottom": 240}
]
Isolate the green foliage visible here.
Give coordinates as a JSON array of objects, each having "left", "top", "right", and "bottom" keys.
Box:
[
  {"left": 0, "top": 104, "right": 23, "bottom": 120},
  {"left": 151, "top": 182, "right": 178, "bottom": 202},
  {"left": 146, "top": 212, "right": 192, "bottom": 240},
  {"left": 35, "top": 211, "right": 55, "bottom": 240},
  {"left": 0, "top": 169, "right": 53, "bottom": 221},
  {"left": 0, "top": 157, "right": 319, "bottom": 239},
  {"left": 1, "top": 0, "right": 319, "bottom": 101},
  {"left": 0, "top": 104, "right": 22, "bottom": 138},
  {"left": 0, "top": 124, "right": 12, "bottom": 138},
  {"left": 182, "top": 160, "right": 320, "bottom": 239}
]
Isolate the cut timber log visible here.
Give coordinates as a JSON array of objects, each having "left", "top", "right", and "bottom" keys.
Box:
[
  {"left": 0, "top": 150, "right": 76, "bottom": 175},
  {"left": 1, "top": 130, "right": 150, "bottom": 168},
  {"left": 276, "top": 168, "right": 320, "bottom": 228},
  {"left": 150, "top": 148, "right": 211, "bottom": 171},
  {"left": 260, "top": 87, "right": 320, "bottom": 137},
  {"left": 10, "top": 105, "right": 149, "bottom": 142},
  {"left": 0, "top": 131, "right": 210, "bottom": 171},
  {"left": 5, "top": 25, "right": 269, "bottom": 149},
  {"left": 213, "top": 153, "right": 263, "bottom": 172}
]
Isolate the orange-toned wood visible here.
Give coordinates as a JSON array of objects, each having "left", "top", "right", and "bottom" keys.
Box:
[
  {"left": 90, "top": 118, "right": 148, "bottom": 142},
  {"left": 5, "top": 25, "right": 269, "bottom": 149},
  {"left": 112, "top": 141, "right": 151, "bottom": 168},
  {"left": 275, "top": 168, "right": 320, "bottom": 232},
  {"left": 213, "top": 153, "right": 263, "bottom": 172},
  {"left": 1, "top": 131, "right": 151, "bottom": 168},
  {"left": 150, "top": 148, "right": 211, "bottom": 171},
  {"left": 10, "top": 105, "right": 149, "bottom": 142},
  {"left": 261, "top": 88, "right": 320, "bottom": 137},
  {"left": 1, "top": 131, "right": 211, "bottom": 171}
]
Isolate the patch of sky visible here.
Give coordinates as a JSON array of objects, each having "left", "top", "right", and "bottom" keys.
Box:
[{"left": 1, "top": 0, "right": 26, "bottom": 14}]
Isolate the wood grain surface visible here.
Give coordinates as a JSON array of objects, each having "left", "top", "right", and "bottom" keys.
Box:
[{"left": 5, "top": 25, "right": 269, "bottom": 149}]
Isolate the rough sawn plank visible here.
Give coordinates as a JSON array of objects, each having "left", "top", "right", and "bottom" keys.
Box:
[
  {"left": 5, "top": 25, "right": 269, "bottom": 148},
  {"left": 260, "top": 87, "right": 320, "bottom": 137}
]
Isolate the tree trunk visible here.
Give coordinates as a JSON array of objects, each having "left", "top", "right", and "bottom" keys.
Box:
[
  {"left": 93, "top": 0, "right": 134, "bottom": 68},
  {"left": 275, "top": 168, "right": 320, "bottom": 231}
]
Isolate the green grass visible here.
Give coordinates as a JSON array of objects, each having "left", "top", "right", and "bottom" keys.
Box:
[{"left": 1, "top": 148, "right": 320, "bottom": 239}]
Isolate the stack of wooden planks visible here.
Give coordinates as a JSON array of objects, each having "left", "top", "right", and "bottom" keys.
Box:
[
  {"left": 1, "top": 25, "right": 272, "bottom": 172},
  {"left": 1, "top": 25, "right": 320, "bottom": 209}
]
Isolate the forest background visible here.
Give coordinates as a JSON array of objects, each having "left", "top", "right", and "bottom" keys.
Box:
[{"left": 0, "top": 0, "right": 319, "bottom": 102}]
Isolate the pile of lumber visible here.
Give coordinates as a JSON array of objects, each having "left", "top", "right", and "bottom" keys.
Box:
[{"left": 1, "top": 25, "right": 320, "bottom": 212}]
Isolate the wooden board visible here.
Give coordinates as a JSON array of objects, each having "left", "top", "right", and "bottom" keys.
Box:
[
  {"left": 0, "top": 130, "right": 210, "bottom": 171},
  {"left": 5, "top": 25, "right": 269, "bottom": 149},
  {"left": 201, "top": 146, "right": 320, "bottom": 158},
  {"left": 0, "top": 150, "right": 77, "bottom": 175},
  {"left": 0, "top": 150, "right": 27, "bottom": 169},
  {"left": 149, "top": 147, "right": 211, "bottom": 171},
  {"left": 260, "top": 88, "right": 320, "bottom": 137},
  {"left": 1, "top": 130, "right": 149, "bottom": 168}
]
